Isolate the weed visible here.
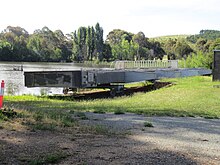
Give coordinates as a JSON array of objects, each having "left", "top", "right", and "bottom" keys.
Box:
[
  {"left": 135, "top": 110, "right": 144, "bottom": 115},
  {"left": 69, "top": 110, "right": 75, "bottom": 114},
  {"left": 0, "top": 107, "right": 20, "bottom": 122},
  {"left": 44, "top": 152, "right": 67, "bottom": 163},
  {"left": 203, "top": 116, "right": 219, "bottom": 119},
  {"left": 114, "top": 109, "right": 125, "bottom": 115},
  {"left": 93, "top": 109, "right": 105, "bottom": 114},
  {"left": 33, "top": 112, "right": 44, "bottom": 122},
  {"left": 31, "top": 123, "right": 56, "bottom": 131},
  {"left": 0, "top": 112, "right": 6, "bottom": 121},
  {"left": 74, "top": 112, "right": 88, "bottom": 120},
  {"left": 61, "top": 115, "right": 76, "bottom": 127},
  {"left": 144, "top": 121, "right": 154, "bottom": 127},
  {"left": 0, "top": 107, "right": 17, "bottom": 118},
  {"left": 93, "top": 125, "right": 109, "bottom": 134},
  {"left": 29, "top": 159, "right": 44, "bottom": 165},
  {"left": 29, "top": 152, "right": 67, "bottom": 165},
  {"left": 188, "top": 114, "right": 195, "bottom": 118}
]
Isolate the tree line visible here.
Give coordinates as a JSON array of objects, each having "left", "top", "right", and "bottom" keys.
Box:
[
  {"left": 0, "top": 23, "right": 165, "bottom": 62},
  {"left": 1, "top": 24, "right": 220, "bottom": 68}
]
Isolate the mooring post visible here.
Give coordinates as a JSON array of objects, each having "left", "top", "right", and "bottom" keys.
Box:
[
  {"left": 213, "top": 50, "right": 220, "bottom": 81},
  {"left": 0, "top": 80, "right": 5, "bottom": 109}
]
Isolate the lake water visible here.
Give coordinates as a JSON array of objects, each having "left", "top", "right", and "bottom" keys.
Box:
[{"left": 0, "top": 62, "right": 103, "bottom": 95}]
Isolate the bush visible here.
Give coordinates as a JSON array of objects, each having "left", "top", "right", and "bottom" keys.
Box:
[{"left": 179, "top": 51, "right": 212, "bottom": 69}]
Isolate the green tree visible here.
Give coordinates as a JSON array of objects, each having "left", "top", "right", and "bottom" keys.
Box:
[
  {"left": 72, "top": 31, "right": 80, "bottom": 61},
  {"left": 0, "top": 40, "right": 13, "bottom": 61},
  {"left": 163, "top": 38, "right": 177, "bottom": 59},
  {"left": 181, "top": 51, "right": 211, "bottom": 69},
  {"left": 150, "top": 41, "right": 165, "bottom": 59},
  {"left": 95, "top": 23, "right": 104, "bottom": 61},
  {"left": 103, "top": 43, "right": 112, "bottom": 61},
  {"left": 174, "top": 40, "right": 193, "bottom": 59},
  {"left": 78, "top": 27, "right": 87, "bottom": 61},
  {"left": 106, "top": 29, "right": 133, "bottom": 45},
  {"left": 132, "top": 32, "right": 150, "bottom": 60},
  {"left": 195, "top": 38, "right": 207, "bottom": 52}
]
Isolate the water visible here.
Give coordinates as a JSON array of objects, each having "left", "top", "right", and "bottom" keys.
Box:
[{"left": 0, "top": 62, "right": 100, "bottom": 95}]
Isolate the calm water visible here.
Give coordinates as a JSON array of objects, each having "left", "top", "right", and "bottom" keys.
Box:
[{"left": 0, "top": 62, "right": 99, "bottom": 95}]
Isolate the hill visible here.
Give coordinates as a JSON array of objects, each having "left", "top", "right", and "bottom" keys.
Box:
[
  {"left": 150, "top": 34, "right": 190, "bottom": 42},
  {"left": 187, "top": 30, "right": 220, "bottom": 43}
]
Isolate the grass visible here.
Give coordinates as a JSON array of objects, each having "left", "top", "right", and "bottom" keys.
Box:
[
  {"left": 3, "top": 76, "right": 220, "bottom": 119},
  {"left": 74, "top": 111, "right": 88, "bottom": 120},
  {"left": 28, "top": 152, "right": 67, "bottom": 165},
  {"left": 93, "top": 109, "right": 106, "bottom": 114},
  {"left": 150, "top": 34, "right": 189, "bottom": 43},
  {"left": 114, "top": 109, "right": 125, "bottom": 115}
]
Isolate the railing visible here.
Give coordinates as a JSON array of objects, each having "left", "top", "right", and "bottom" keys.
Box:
[{"left": 114, "top": 60, "right": 178, "bottom": 69}]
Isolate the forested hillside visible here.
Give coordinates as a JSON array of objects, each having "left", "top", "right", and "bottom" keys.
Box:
[
  {"left": 187, "top": 30, "right": 220, "bottom": 43},
  {"left": 0, "top": 24, "right": 220, "bottom": 68}
]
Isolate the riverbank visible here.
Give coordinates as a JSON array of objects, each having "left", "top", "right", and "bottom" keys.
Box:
[
  {"left": 1, "top": 76, "right": 220, "bottom": 164},
  {"left": 4, "top": 76, "right": 220, "bottom": 118}
]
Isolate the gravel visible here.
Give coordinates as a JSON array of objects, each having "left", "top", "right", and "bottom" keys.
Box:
[
  {"left": 79, "top": 112, "right": 220, "bottom": 165},
  {"left": 1, "top": 112, "right": 219, "bottom": 164}
]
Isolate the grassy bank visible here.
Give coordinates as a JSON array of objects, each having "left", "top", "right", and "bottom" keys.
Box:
[{"left": 3, "top": 76, "right": 220, "bottom": 119}]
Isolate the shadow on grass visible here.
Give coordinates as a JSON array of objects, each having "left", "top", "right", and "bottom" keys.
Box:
[{"left": 47, "top": 81, "right": 172, "bottom": 101}]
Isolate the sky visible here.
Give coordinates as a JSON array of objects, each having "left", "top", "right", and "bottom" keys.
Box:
[{"left": 1, "top": 0, "right": 220, "bottom": 38}]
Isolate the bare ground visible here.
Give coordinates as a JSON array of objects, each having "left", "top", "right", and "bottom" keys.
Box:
[{"left": 0, "top": 113, "right": 220, "bottom": 165}]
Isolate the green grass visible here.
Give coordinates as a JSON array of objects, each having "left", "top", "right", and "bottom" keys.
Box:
[{"left": 4, "top": 76, "right": 220, "bottom": 119}]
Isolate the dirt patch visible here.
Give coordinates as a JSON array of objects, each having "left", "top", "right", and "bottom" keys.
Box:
[
  {"left": 0, "top": 113, "right": 219, "bottom": 165},
  {"left": 48, "top": 81, "right": 172, "bottom": 100}
]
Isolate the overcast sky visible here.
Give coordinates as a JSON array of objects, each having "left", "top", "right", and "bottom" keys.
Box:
[{"left": 1, "top": 0, "right": 220, "bottom": 38}]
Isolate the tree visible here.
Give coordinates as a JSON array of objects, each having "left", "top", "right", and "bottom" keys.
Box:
[
  {"left": 1, "top": 26, "right": 31, "bottom": 61},
  {"left": 182, "top": 51, "right": 211, "bottom": 69},
  {"left": 163, "top": 38, "right": 177, "bottom": 59},
  {"left": 78, "top": 27, "right": 87, "bottom": 61},
  {"left": 106, "top": 29, "right": 133, "bottom": 45},
  {"left": 195, "top": 38, "right": 207, "bottom": 52},
  {"left": 187, "top": 30, "right": 220, "bottom": 43},
  {"left": 86, "top": 26, "right": 96, "bottom": 61},
  {"left": 54, "top": 30, "right": 72, "bottom": 61},
  {"left": 150, "top": 41, "right": 165, "bottom": 59},
  {"left": 86, "top": 26, "right": 92, "bottom": 61},
  {"left": 0, "top": 40, "right": 13, "bottom": 61},
  {"left": 132, "top": 32, "right": 150, "bottom": 60},
  {"left": 103, "top": 43, "right": 112, "bottom": 61},
  {"left": 95, "top": 23, "right": 104, "bottom": 61},
  {"left": 90, "top": 26, "right": 96, "bottom": 60},
  {"left": 174, "top": 40, "right": 193, "bottom": 59},
  {"left": 72, "top": 31, "right": 80, "bottom": 61}
]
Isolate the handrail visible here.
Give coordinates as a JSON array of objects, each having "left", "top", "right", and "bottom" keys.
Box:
[{"left": 114, "top": 60, "right": 178, "bottom": 69}]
